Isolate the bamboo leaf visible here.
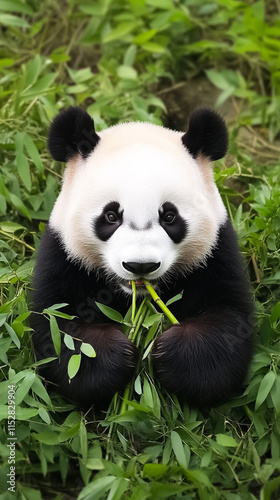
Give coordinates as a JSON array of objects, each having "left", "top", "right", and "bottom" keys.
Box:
[
  {"left": 15, "top": 132, "right": 31, "bottom": 191},
  {"left": 0, "top": 1, "right": 34, "bottom": 14},
  {"left": 255, "top": 371, "right": 276, "bottom": 410},
  {"left": 68, "top": 354, "right": 81, "bottom": 380},
  {"left": 103, "top": 22, "right": 138, "bottom": 43},
  {"left": 0, "top": 13, "right": 30, "bottom": 28},
  {"left": 171, "top": 430, "right": 187, "bottom": 468},
  {"left": 166, "top": 292, "right": 183, "bottom": 306},
  {"left": 5, "top": 322, "right": 20, "bottom": 348},
  {"left": 15, "top": 371, "right": 36, "bottom": 404},
  {"left": 64, "top": 334, "right": 75, "bottom": 351},
  {"left": 80, "top": 342, "right": 96, "bottom": 358},
  {"left": 95, "top": 302, "right": 123, "bottom": 323},
  {"left": 49, "top": 315, "right": 61, "bottom": 357},
  {"left": 216, "top": 434, "right": 238, "bottom": 448},
  {"left": 23, "top": 133, "right": 44, "bottom": 173}
]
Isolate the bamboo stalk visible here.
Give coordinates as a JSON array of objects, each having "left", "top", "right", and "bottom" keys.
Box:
[{"left": 142, "top": 280, "right": 179, "bottom": 325}]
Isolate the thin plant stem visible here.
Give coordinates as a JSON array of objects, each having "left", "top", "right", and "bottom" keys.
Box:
[
  {"left": 0, "top": 230, "right": 35, "bottom": 252},
  {"left": 131, "top": 280, "right": 136, "bottom": 325},
  {"left": 143, "top": 280, "right": 179, "bottom": 325}
]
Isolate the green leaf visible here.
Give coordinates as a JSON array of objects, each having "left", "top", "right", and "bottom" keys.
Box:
[
  {"left": 150, "top": 481, "right": 187, "bottom": 497},
  {"left": 43, "top": 303, "right": 73, "bottom": 318},
  {"left": 142, "top": 313, "right": 162, "bottom": 328},
  {"left": 59, "top": 422, "right": 80, "bottom": 441},
  {"left": 79, "top": 3, "right": 108, "bottom": 15},
  {"left": 16, "top": 407, "right": 39, "bottom": 420},
  {"left": 43, "top": 302, "right": 67, "bottom": 312},
  {"left": 5, "top": 322, "right": 20, "bottom": 348},
  {"left": 0, "top": 13, "right": 30, "bottom": 28},
  {"left": 22, "top": 73, "right": 57, "bottom": 97},
  {"left": 117, "top": 65, "right": 137, "bottom": 80},
  {"left": 0, "top": 1, "right": 34, "bottom": 14},
  {"left": 270, "top": 374, "right": 280, "bottom": 415},
  {"left": 141, "top": 42, "right": 165, "bottom": 53},
  {"left": 0, "top": 222, "right": 25, "bottom": 233},
  {"left": 171, "top": 430, "right": 187, "bottom": 468},
  {"left": 80, "top": 342, "right": 96, "bottom": 358},
  {"left": 184, "top": 469, "right": 212, "bottom": 487},
  {"left": 32, "top": 375, "right": 53, "bottom": 407},
  {"left": 123, "top": 45, "right": 137, "bottom": 66},
  {"left": 49, "top": 315, "right": 61, "bottom": 357},
  {"left": 33, "top": 432, "right": 61, "bottom": 445},
  {"left": 68, "top": 354, "right": 81, "bottom": 380},
  {"left": 32, "top": 357, "right": 57, "bottom": 368},
  {"left": 9, "top": 193, "right": 31, "bottom": 219},
  {"left": 0, "top": 58, "right": 14, "bottom": 66},
  {"left": 146, "top": 0, "right": 174, "bottom": 9},
  {"left": 15, "top": 371, "right": 36, "bottom": 404},
  {"left": 67, "top": 66, "right": 93, "bottom": 84},
  {"left": 78, "top": 476, "right": 116, "bottom": 500},
  {"left": 0, "top": 313, "right": 8, "bottom": 327},
  {"left": 15, "top": 132, "right": 31, "bottom": 191},
  {"left": 24, "top": 134, "right": 44, "bottom": 173},
  {"left": 95, "top": 302, "right": 123, "bottom": 322},
  {"left": 38, "top": 408, "right": 51, "bottom": 424},
  {"left": 206, "top": 69, "right": 232, "bottom": 90},
  {"left": 255, "top": 371, "right": 276, "bottom": 410},
  {"left": 270, "top": 302, "right": 280, "bottom": 325},
  {"left": 64, "top": 334, "right": 75, "bottom": 350},
  {"left": 216, "top": 434, "right": 238, "bottom": 448},
  {"left": 103, "top": 22, "right": 138, "bottom": 43},
  {"left": 260, "top": 475, "right": 280, "bottom": 500},
  {"left": 134, "top": 374, "right": 142, "bottom": 395},
  {"left": 80, "top": 421, "right": 88, "bottom": 462},
  {"left": 107, "top": 477, "right": 129, "bottom": 500},
  {"left": 23, "top": 55, "right": 42, "bottom": 88},
  {"left": 11, "top": 320, "right": 24, "bottom": 337},
  {"left": 116, "top": 430, "right": 128, "bottom": 452},
  {"left": 166, "top": 292, "right": 183, "bottom": 306},
  {"left": 134, "top": 29, "right": 157, "bottom": 44},
  {"left": 143, "top": 463, "right": 169, "bottom": 478}
]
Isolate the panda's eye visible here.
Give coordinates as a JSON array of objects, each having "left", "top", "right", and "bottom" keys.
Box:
[
  {"left": 105, "top": 211, "right": 118, "bottom": 223},
  {"left": 164, "top": 211, "right": 176, "bottom": 224}
]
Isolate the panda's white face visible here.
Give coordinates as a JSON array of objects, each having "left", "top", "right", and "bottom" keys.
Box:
[{"left": 50, "top": 122, "right": 227, "bottom": 294}]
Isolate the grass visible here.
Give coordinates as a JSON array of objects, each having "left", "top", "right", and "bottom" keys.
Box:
[{"left": 0, "top": 0, "right": 280, "bottom": 499}]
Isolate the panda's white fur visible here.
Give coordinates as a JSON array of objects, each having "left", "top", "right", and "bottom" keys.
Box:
[{"left": 50, "top": 122, "right": 227, "bottom": 293}]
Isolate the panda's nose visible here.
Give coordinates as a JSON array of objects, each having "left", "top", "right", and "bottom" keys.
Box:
[{"left": 122, "top": 261, "right": 160, "bottom": 275}]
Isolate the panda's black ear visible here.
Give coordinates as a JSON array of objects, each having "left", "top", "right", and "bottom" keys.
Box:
[
  {"left": 48, "top": 106, "right": 100, "bottom": 162},
  {"left": 182, "top": 108, "right": 228, "bottom": 161}
]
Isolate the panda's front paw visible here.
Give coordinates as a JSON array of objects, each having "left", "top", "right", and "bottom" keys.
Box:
[
  {"left": 58, "top": 323, "right": 138, "bottom": 409},
  {"left": 84, "top": 323, "right": 139, "bottom": 395},
  {"left": 151, "top": 324, "right": 187, "bottom": 396},
  {"left": 151, "top": 321, "right": 242, "bottom": 408}
]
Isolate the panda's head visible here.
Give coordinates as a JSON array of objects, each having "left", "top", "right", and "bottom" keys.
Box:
[{"left": 48, "top": 107, "right": 228, "bottom": 295}]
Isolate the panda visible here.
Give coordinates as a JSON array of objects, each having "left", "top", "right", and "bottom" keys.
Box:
[{"left": 31, "top": 106, "right": 254, "bottom": 410}]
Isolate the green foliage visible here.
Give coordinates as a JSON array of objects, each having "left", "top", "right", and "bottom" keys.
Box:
[{"left": 0, "top": 0, "right": 279, "bottom": 498}]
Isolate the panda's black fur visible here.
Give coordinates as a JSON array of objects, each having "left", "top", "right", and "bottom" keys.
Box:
[{"left": 31, "top": 107, "right": 254, "bottom": 410}]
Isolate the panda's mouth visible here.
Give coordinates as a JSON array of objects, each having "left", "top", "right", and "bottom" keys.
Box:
[
  {"left": 130, "top": 279, "right": 145, "bottom": 287},
  {"left": 119, "top": 278, "right": 158, "bottom": 294}
]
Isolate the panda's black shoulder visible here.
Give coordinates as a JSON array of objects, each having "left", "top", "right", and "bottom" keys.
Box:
[{"left": 31, "top": 226, "right": 128, "bottom": 317}]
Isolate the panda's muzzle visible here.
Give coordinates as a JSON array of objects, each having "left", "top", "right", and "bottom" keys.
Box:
[{"left": 122, "top": 261, "right": 160, "bottom": 276}]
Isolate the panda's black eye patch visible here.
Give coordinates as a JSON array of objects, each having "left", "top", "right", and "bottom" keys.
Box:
[
  {"left": 159, "top": 202, "right": 187, "bottom": 244},
  {"left": 94, "top": 201, "right": 123, "bottom": 241}
]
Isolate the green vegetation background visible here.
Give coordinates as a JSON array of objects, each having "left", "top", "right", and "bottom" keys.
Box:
[{"left": 0, "top": 0, "right": 280, "bottom": 499}]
